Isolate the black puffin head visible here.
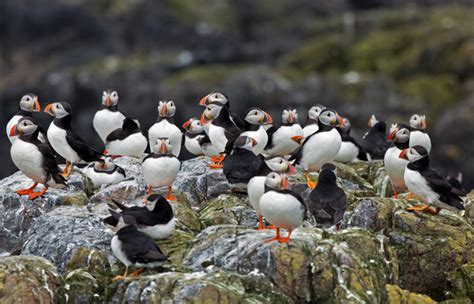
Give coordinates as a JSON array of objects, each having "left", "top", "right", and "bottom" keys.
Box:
[
  {"left": 102, "top": 90, "right": 119, "bottom": 108},
  {"left": 339, "top": 117, "right": 351, "bottom": 133},
  {"left": 108, "top": 210, "right": 137, "bottom": 230},
  {"left": 182, "top": 117, "right": 204, "bottom": 134},
  {"left": 244, "top": 108, "right": 273, "bottom": 125},
  {"left": 318, "top": 109, "right": 344, "bottom": 128},
  {"left": 409, "top": 114, "right": 427, "bottom": 130},
  {"left": 44, "top": 101, "right": 72, "bottom": 119},
  {"left": 157, "top": 100, "right": 176, "bottom": 118},
  {"left": 264, "top": 172, "right": 289, "bottom": 190},
  {"left": 10, "top": 117, "right": 39, "bottom": 137},
  {"left": 399, "top": 145, "right": 429, "bottom": 162},
  {"left": 308, "top": 104, "right": 326, "bottom": 121},
  {"left": 281, "top": 108, "right": 299, "bottom": 125},
  {"left": 319, "top": 163, "right": 337, "bottom": 184},
  {"left": 145, "top": 194, "right": 171, "bottom": 212},
  {"left": 233, "top": 136, "right": 257, "bottom": 151},
  {"left": 94, "top": 156, "right": 116, "bottom": 172},
  {"left": 19, "top": 93, "right": 40, "bottom": 113},
  {"left": 199, "top": 92, "right": 229, "bottom": 107}
]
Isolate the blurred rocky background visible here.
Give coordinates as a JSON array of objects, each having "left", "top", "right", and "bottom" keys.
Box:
[{"left": 0, "top": 0, "right": 473, "bottom": 188}]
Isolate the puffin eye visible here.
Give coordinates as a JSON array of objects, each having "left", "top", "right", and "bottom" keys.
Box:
[{"left": 26, "top": 97, "right": 30, "bottom": 101}]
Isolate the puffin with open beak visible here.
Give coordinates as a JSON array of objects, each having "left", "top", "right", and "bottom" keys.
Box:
[
  {"left": 291, "top": 108, "right": 344, "bottom": 189},
  {"left": 7, "top": 93, "right": 43, "bottom": 144},
  {"left": 142, "top": 138, "right": 180, "bottom": 201},
  {"left": 400, "top": 145, "right": 464, "bottom": 215},
  {"left": 45, "top": 101, "right": 103, "bottom": 177},
  {"left": 148, "top": 100, "right": 183, "bottom": 157},
  {"left": 408, "top": 114, "right": 431, "bottom": 153},
  {"left": 92, "top": 90, "right": 127, "bottom": 144},
  {"left": 198, "top": 92, "right": 245, "bottom": 129},
  {"left": 10, "top": 117, "right": 67, "bottom": 200},
  {"left": 82, "top": 156, "right": 126, "bottom": 189},
  {"left": 383, "top": 123, "right": 410, "bottom": 198},
  {"left": 263, "top": 108, "right": 304, "bottom": 157}
]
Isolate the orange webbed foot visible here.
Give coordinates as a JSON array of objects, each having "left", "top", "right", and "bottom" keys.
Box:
[
  {"left": 165, "top": 194, "right": 177, "bottom": 201},
  {"left": 209, "top": 164, "right": 223, "bottom": 169},
  {"left": 16, "top": 189, "right": 33, "bottom": 195},
  {"left": 128, "top": 269, "right": 144, "bottom": 278}
]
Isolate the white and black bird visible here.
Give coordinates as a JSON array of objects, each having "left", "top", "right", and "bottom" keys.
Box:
[
  {"left": 335, "top": 117, "right": 366, "bottom": 163},
  {"left": 223, "top": 136, "right": 262, "bottom": 189},
  {"left": 248, "top": 157, "right": 296, "bottom": 230},
  {"left": 7, "top": 93, "right": 42, "bottom": 144},
  {"left": 260, "top": 172, "right": 306, "bottom": 243},
  {"left": 148, "top": 100, "right": 183, "bottom": 157},
  {"left": 103, "top": 194, "right": 176, "bottom": 240},
  {"left": 110, "top": 212, "right": 167, "bottom": 281},
  {"left": 384, "top": 123, "right": 410, "bottom": 198},
  {"left": 9, "top": 117, "right": 67, "bottom": 200},
  {"left": 408, "top": 114, "right": 431, "bottom": 153},
  {"left": 308, "top": 163, "right": 347, "bottom": 229},
  {"left": 82, "top": 156, "right": 126, "bottom": 188},
  {"left": 291, "top": 108, "right": 344, "bottom": 189},
  {"left": 303, "top": 104, "right": 326, "bottom": 139},
  {"left": 400, "top": 145, "right": 464, "bottom": 215},
  {"left": 235, "top": 108, "right": 273, "bottom": 155},
  {"left": 198, "top": 92, "right": 245, "bottom": 129},
  {"left": 360, "top": 114, "right": 391, "bottom": 160},
  {"left": 182, "top": 118, "right": 205, "bottom": 156},
  {"left": 45, "top": 102, "right": 102, "bottom": 177},
  {"left": 93, "top": 90, "right": 126, "bottom": 144},
  {"left": 142, "top": 138, "right": 180, "bottom": 200},
  {"left": 264, "top": 108, "right": 304, "bottom": 157},
  {"left": 105, "top": 118, "right": 148, "bottom": 158}
]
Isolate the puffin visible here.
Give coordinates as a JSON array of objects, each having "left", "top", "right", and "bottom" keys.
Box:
[
  {"left": 7, "top": 93, "right": 42, "bottom": 144},
  {"left": 303, "top": 104, "right": 326, "bottom": 139},
  {"left": 263, "top": 108, "right": 305, "bottom": 157},
  {"left": 248, "top": 157, "right": 297, "bottom": 230},
  {"left": 105, "top": 118, "right": 148, "bottom": 158},
  {"left": 82, "top": 156, "right": 126, "bottom": 188},
  {"left": 9, "top": 117, "right": 67, "bottom": 200},
  {"left": 408, "top": 114, "right": 432, "bottom": 153},
  {"left": 334, "top": 117, "right": 366, "bottom": 163},
  {"left": 223, "top": 136, "right": 262, "bottom": 189},
  {"left": 148, "top": 100, "right": 183, "bottom": 157},
  {"left": 44, "top": 101, "right": 102, "bottom": 177},
  {"left": 259, "top": 172, "right": 306, "bottom": 243},
  {"left": 384, "top": 123, "right": 410, "bottom": 198},
  {"left": 103, "top": 194, "right": 176, "bottom": 240},
  {"left": 198, "top": 92, "right": 245, "bottom": 129},
  {"left": 142, "top": 138, "right": 180, "bottom": 200},
  {"left": 200, "top": 103, "right": 242, "bottom": 168},
  {"left": 308, "top": 163, "right": 347, "bottom": 229},
  {"left": 229, "top": 108, "right": 273, "bottom": 155},
  {"left": 109, "top": 212, "right": 167, "bottom": 281},
  {"left": 360, "top": 114, "right": 391, "bottom": 160},
  {"left": 291, "top": 108, "right": 344, "bottom": 189},
  {"left": 93, "top": 90, "right": 127, "bottom": 144},
  {"left": 182, "top": 117, "right": 205, "bottom": 156},
  {"left": 400, "top": 145, "right": 464, "bottom": 215}
]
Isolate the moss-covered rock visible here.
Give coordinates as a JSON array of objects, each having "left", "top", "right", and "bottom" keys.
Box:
[
  {"left": 386, "top": 284, "right": 436, "bottom": 303},
  {"left": 199, "top": 194, "right": 258, "bottom": 229},
  {"left": 446, "top": 264, "right": 474, "bottom": 301}
]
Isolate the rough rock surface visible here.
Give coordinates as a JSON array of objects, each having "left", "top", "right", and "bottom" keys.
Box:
[{"left": 0, "top": 157, "right": 472, "bottom": 303}]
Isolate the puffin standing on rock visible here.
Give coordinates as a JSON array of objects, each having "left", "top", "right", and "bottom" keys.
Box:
[
  {"left": 110, "top": 212, "right": 167, "bottom": 281},
  {"left": 264, "top": 108, "right": 304, "bottom": 157},
  {"left": 142, "top": 138, "right": 180, "bottom": 200},
  {"left": 45, "top": 102, "right": 102, "bottom": 177},
  {"left": 103, "top": 195, "right": 176, "bottom": 240},
  {"left": 148, "top": 101, "right": 183, "bottom": 157},
  {"left": 260, "top": 172, "right": 306, "bottom": 243},
  {"left": 10, "top": 117, "right": 67, "bottom": 200},
  {"left": 82, "top": 156, "right": 126, "bottom": 188},
  {"left": 93, "top": 90, "right": 126, "bottom": 144},
  {"left": 360, "top": 115, "right": 391, "bottom": 160},
  {"left": 303, "top": 104, "right": 326, "bottom": 139},
  {"left": 182, "top": 118, "right": 205, "bottom": 156},
  {"left": 291, "top": 108, "right": 344, "bottom": 189},
  {"left": 105, "top": 118, "right": 148, "bottom": 158},
  {"left": 384, "top": 123, "right": 410, "bottom": 198},
  {"left": 408, "top": 114, "right": 432, "bottom": 153},
  {"left": 400, "top": 145, "right": 464, "bottom": 215},
  {"left": 7, "top": 93, "right": 42, "bottom": 144}
]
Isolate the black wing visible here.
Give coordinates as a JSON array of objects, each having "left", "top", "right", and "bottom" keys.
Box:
[
  {"left": 223, "top": 150, "right": 263, "bottom": 184},
  {"left": 420, "top": 168, "right": 463, "bottom": 209},
  {"left": 106, "top": 128, "right": 125, "bottom": 142},
  {"left": 119, "top": 231, "right": 167, "bottom": 264},
  {"left": 66, "top": 130, "right": 102, "bottom": 162},
  {"left": 230, "top": 112, "right": 246, "bottom": 130},
  {"left": 116, "top": 166, "right": 126, "bottom": 177},
  {"left": 309, "top": 185, "right": 346, "bottom": 224},
  {"left": 37, "top": 142, "right": 67, "bottom": 186},
  {"left": 264, "top": 125, "right": 278, "bottom": 149}
]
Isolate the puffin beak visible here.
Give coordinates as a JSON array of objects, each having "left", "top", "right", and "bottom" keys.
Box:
[
  {"left": 33, "top": 98, "right": 41, "bottom": 112},
  {"left": 98, "top": 161, "right": 106, "bottom": 170},
  {"left": 387, "top": 129, "right": 397, "bottom": 141},
  {"left": 288, "top": 164, "right": 297, "bottom": 175},
  {"left": 160, "top": 105, "right": 168, "bottom": 116},
  {"left": 262, "top": 112, "right": 273, "bottom": 124},
  {"left": 44, "top": 103, "right": 55, "bottom": 116},
  {"left": 199, "top": 94, "right": 209, "bottom": 106},
  {"left": 399, "top": 149, "right": 409, "bottom": 160},
  {"left": 251, "top": 138, "right": 257, "bottom": 147},
  {"left": 104, "top": 97, "right": 112, "bottom": 107},
  {"left": 288, "top": 112, "right": 294, "bottom": 124},
  {"left": 9, "top": 125, "right": 18, "bottom": 136},
  {"left": 282, "top": 176, "right": 290, "bottom": 190},
  {"left": 337, "top": 115, "right": 345, "bottom": 127},
  {"left": 291, "top": 135, "right": 304, "bottom": 145},
  {"left": 160, "top": 142, "right": 167, "bottom": 154},
  {"left": 200, "top": 111, "right": 212, "bottom": 125},
  {"left": 182, "top": 119, "right": 192, "bottom": 130},
  {"left": 421, "top": 116, "right": 427, "bottom": 129}
]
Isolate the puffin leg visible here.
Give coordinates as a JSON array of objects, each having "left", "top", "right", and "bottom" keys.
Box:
[
  {"left": 28, "top": 186, "right": 48, "bottom": 200},
  {"left": 113, "top": 267, "right": 128, "bottom": 281},
  {"left": 424, "top": 207, "right": 441, "bottom": 215},
  {"left": 62, "top": 162, "right": 70, "bottom": 175},
  {"left": 305, "top": 173, "right": 317, "bottom": 190},
  {"left": 406, "top": 193, "right": 417, "bottom": 200},
  {"left": 257, "top": 216, "right": 265, "bottom": 230},
  {"left": 128, "top": 268, "right": 145, "bottom": 278},
  {"left": 335, "top": 223, "right": 342, "bottom": 231},
  {"left": 278, "top": 229, "right": 293, "bottom": 243},
  {"left": 210, "top": 156, "right": 221, "bottom": 163},
  {"left": 16, "top": 182, "right": 38, "bottom": 195},
  {"left": 209, "top": 163, "right": 223, "bottom": 169},
  {"left": 393, "top": 192, "right": 398, "bottom": 199},
  {"left": 265, "top": 228, "right": 283, "bottom": 243},
  {"left": 406, "top": 204, "right": 430, "bottom": 212},
  {"left": 165, "top": 186, "right": 176, "bottom": 201}
]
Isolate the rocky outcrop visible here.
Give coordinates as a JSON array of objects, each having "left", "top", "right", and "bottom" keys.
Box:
[{"left": 0, "top": 157, "right": 472, "bottom": 303}]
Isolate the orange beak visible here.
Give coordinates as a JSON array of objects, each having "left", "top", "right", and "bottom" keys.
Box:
[
  {"left": 34, "top": 98, "right": 41, "bottom": 112},
  {"left": 44, "top": 103, "right": 54, "bottom": 116},
  {"left": 288, "top": 164, "right": 297, "bottom": 175},
  {"left": 200, "top": 112, "right": 208, "bottom": 125},
  {"left": 9, "top": 124, "right": 17, "bottom": 137},
  {"left": 291, "top": 135, "right": 304, "bottom": 145},
  {"left": 367, "top": 117, "right": 372, "bottom": 127},
  {"left": 199, "top": 94, "right": 209, "bottom": 106},
  {"left": 160, "top": 105, "right": 168, "bottom": 116},
  {"left": 288, "top": 112, "right": 294, "bottom": 124},
  {"left": 182, "top": 119, "right": 192, "bottom": 130},
  {"left": 104, "top": 97, "right": 112, "bottom": 107},
  {"left": 387, "top": 129, "right": 397, "bottom": 141},
  {"left": 399, "top": 149, "right": 408, "bottom": 160},
  {"left": 282, "top": 176, "right": 290, "bottom": 190},
  {"left": 338, "top": 115, "right": 345, "bottom": 127},
  {"left": 159, "top": 141, "right": 167, "bottom": 154},
  {"left": 421, "top": 116, "right": 427, "bottom": 129},
  {"left": 263, "top": 112, "right": 273, "bottom": 124},
  {"left": 251, "top": 138, "right": 257, "bottom": 147}
]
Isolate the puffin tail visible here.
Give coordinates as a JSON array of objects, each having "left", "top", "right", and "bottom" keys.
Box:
[
  {"left": 111, "top": 199, "right": 128, "bottom": 210},
  {"left": 103, "top": 216, "right": 118, "bottom": 226},
  {"left": 443, "top": 193, "right": 465, "bottom": 211}
]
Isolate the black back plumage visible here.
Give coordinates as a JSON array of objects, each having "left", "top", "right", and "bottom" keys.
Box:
[
  {"left": 223, "top": 148, "right": 263, "bottom": 184},
  {"left": 360, "top": 121, "right": 391, "bottom": 160},
  {"left": 308, "top": 169, "right": 347, "bottom": 225},
  {"left": 116, "top": 224, "right": 167, "bottom": 264},
  {"left": 106, "top": 118, "right": 143, "bottom": 143},
  {"left": 212, "top": 106, "right": 242, "bottom": 141}
]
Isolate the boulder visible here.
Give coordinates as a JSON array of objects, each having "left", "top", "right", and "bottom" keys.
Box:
[
  {"left": 199, "top": 194, "right": 258, "bottom": 229},
  {"left": 385, "top": 284, "right": 436, "bottom": 304}
]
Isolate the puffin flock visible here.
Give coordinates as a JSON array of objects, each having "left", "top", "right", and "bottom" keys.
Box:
[{"left": 6, "top": 91, "right": 468, "bottom": 280}]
